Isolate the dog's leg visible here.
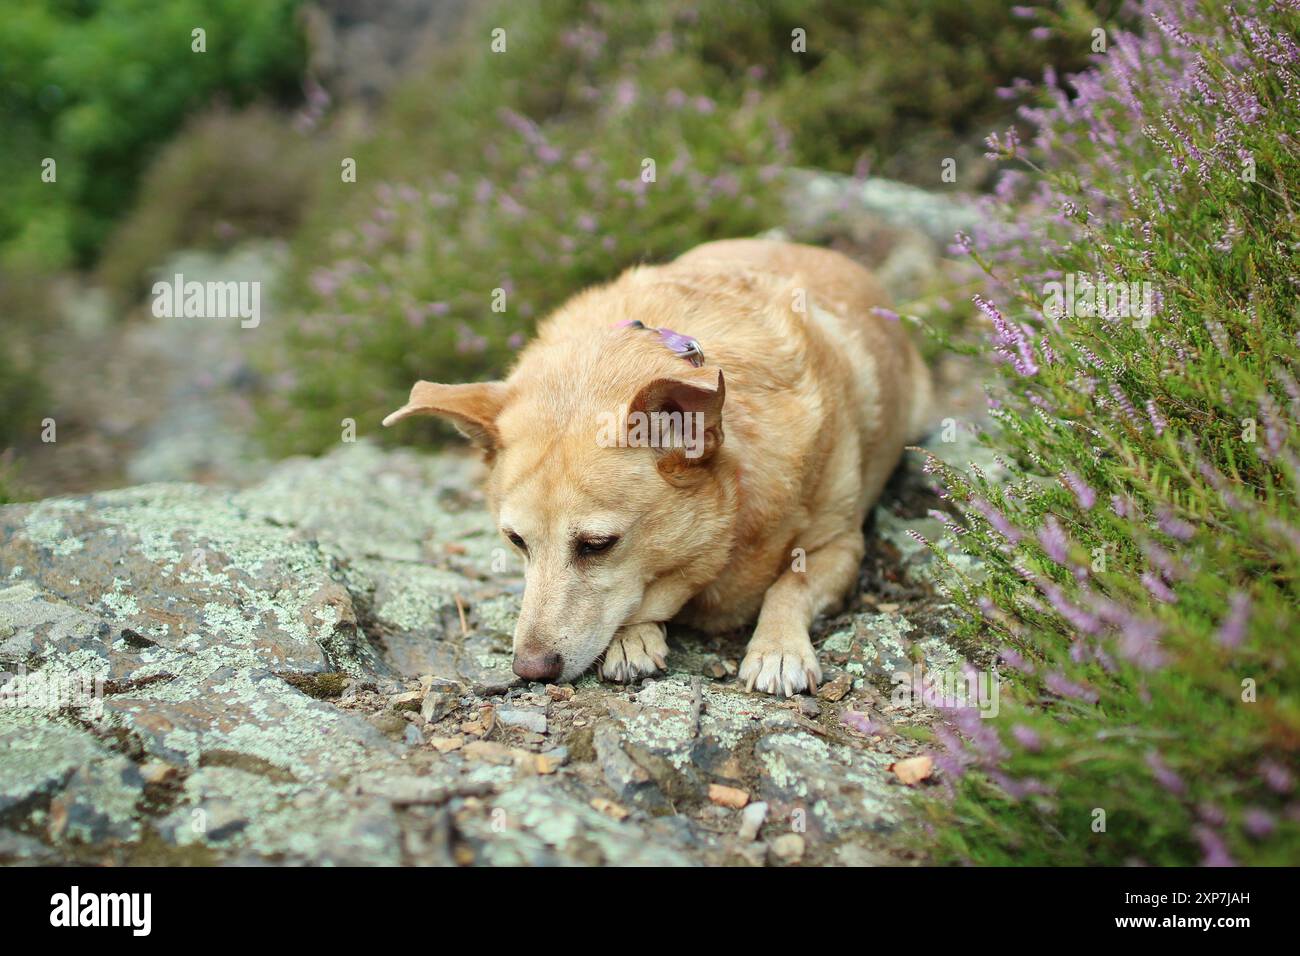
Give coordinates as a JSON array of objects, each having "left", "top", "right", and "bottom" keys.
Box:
[
  {"left": 599, "top": 621, "right": 669, "bottom": 683},
  {"left": 740, "top": 530, "right": 865, "bottom": 697}
]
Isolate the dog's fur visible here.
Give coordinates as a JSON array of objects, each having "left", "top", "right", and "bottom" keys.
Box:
[{"left": 384, "top": 239, "right": 931, "bottom": 696}]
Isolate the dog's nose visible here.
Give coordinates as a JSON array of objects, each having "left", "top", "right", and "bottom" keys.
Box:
[{"left": 513, "top": 649, "right": 563, "bottom": 681}]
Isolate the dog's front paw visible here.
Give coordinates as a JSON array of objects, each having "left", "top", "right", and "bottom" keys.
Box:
[
  {"left": 599, "top": 622, "right": 668, "bottom": 683},
  {"left": 739, "top": 632, "right": 822, "bottom": 698}
]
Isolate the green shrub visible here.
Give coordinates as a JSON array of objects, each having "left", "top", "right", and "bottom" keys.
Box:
[
  {"left": 915, "top": 0, "right": 1299, "bottom": 865},
  {"left": 0, "top": 0, "right": 305, "bottom": 269}
]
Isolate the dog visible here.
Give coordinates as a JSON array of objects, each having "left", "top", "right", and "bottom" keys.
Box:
[{"left": 384, "top": 239, "right": 931, "bottom": 696}]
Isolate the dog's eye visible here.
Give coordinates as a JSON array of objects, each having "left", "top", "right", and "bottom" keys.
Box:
[
  {"left": 576, "top": 535, "right": 619, "bottom": 557},
  {"left": 504, "top": 530, "right": 528, "bottom": 553}
]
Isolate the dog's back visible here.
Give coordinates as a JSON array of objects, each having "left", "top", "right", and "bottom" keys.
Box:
[
  {"left": 525, "top": 238, "right": 931, "bottom": 630},
  {"left": 670, "top": 238, "right": 933, "bottom": 445}
]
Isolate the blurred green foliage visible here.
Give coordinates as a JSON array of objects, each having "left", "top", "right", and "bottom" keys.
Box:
[
  {"left": 266, "top": 0, "right": 1098, "bottom": 452},
  {"left": 0, "top": 0, "right": 305, "bottom": 270},
  {"left": 97, "top": 105, "right": 323, "bottom": 303}
]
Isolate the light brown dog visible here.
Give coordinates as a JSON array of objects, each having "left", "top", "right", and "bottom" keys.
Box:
[{"left": 384, "top": 239, "right": 931, "bottom": 696}]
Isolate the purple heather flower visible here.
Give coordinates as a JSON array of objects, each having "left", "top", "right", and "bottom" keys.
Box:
[
  {"left": 1194, "top": 826, "right": 1236, "bottom": 867},
  {"left": 1244, "top": 808, "right": 1275, "bottom": 838},
  {"left": 971, "top": 497, "right": 1023, "bottom": 544},
  {"left": 1037, "top": 515, "right": 1070, "bottom": 564},
  {"left": 974, "top": 294, "right": 1039, "bottom": 376},
  {"left": 1044, "top": 672, "right": 1098, "bottom": 704},
  {"left": 1011, "top": 724, "right": 1043, "bottom": 752},
  {"left": 1141, "top": 571, "right": 1177, "bottom": 604},
  {"left": 1146, "top": 750, "right": 1186, "bottom": 795},
  {"left": 1060, "top": 470, "right": 1097, "bottom": 510},
  {"left": 1156, "top": 508, "right": 1196, "bottom": 541},
  {"left": 1146, "top": 399, "right": 1167, "bottom": 436},
  {"left": 999, "top": 647, "right": 1035, "bottom": 673},
  {"left": 1217, "top": 592, "right": 1251, "bottom": 649},
  {"left": 1260, "top": 760, "right": 1294, "bottom": 794},
  {"left": 840, "top": 710, "right": 887, "bottom": 736}
]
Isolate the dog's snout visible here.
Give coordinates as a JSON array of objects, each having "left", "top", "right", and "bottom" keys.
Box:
[{"left": 513, "top": 648, "right": 563, "bottom": 682}]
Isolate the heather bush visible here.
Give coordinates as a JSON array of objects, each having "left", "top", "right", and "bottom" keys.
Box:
[
  {"left": 914, "top": 0, "right": 1299, "bottom": 865},
  {"left": 265, "top": 0, "right": 1099, "bottom": 452}
]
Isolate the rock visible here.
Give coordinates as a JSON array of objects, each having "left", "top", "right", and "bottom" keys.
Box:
[
  {"left": 368, "top": 713, "right": 410, "bottom": 740},
  {"left": 593, "top": 722, "right": 661, "bottom": 808},
  {"left": 534, "top": 747, "right": 568, "bottom": 774},
  {"left": 420, "top": 687, "right": 456, "bottom": 723},
  {"left": 589, "top": 797, "right": 630, "bottom": 822},
  {"left": 754, "top": 732, "right": 899, "bottom": 838},
  {"left": 739, "top": 801, "right": 769, "bottom": 841},
  {"left": 389, "top": 690, "right": 422, "bottom": 711},
  {"left": 769, "top": 833, "right": 806, "bottom": 865},
  {"left": 47, "top": 758, "right": 145, "bottom": 844},
  {"left": 818, "top": 673, "right": 853, "bottom": 702},
  {"left": 783, "top": 168, "right": 980, "bottom": 251},
  {"left": 708, "top": 784, "right": 750, "bottom": 809},
  {"left": 496, "top": 708, "right": 547, "bottom": 734},
  {"left": 0, "top": 431, "right": 984, "bottom": 866}
]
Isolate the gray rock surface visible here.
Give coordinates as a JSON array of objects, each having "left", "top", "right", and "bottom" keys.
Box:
[{"left": 0, "top": 432, "right": 989, "bottom": 866}]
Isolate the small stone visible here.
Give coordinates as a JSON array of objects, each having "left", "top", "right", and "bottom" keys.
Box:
[
  {"left": 797, "top": 697, "right": 822, "bottom": 717},
  {"left": 428, "top": 736, "right": 464, "bottom": 753},
  {"left": 462, "top": 740, "right": 515, "bottom": 764},
  {"left": 368, "top": 713, "right": 410, "bottom": 740},
  {"left": 389, "top": 690, "right": 422, "bottom": 712},
  {"left": 738, "top": 801, "right": 768, "bottom": 841},
  {"left": 889, "top": 755, "right": 934, "bottom": 785},
  {"left": 139, "top": 760, "right": 178, "bottom": 785},
  {"left": 533, "top": 747, "right": 568, "bottom": 774},
  {"left": 769, "top": 833, "right": 806, "bottom": 864},
  {"left": 545, "top": 684, "right": 574, "bottom": 702},
  {"left": 707, "top": 661, "right": 728, "bottom": 678},
  {"left": 590, "top": 797, "right": 629, "bottom": 821},
  {"left": 496, "top": 709, "right": 547, "bottom": 734},
  {"left": 708, "top": 783, "right": 750, "bottom": 809},
  {"left": 421, "top": 689, "right": 456, "bottom": 723},
  {"left": 818, "top": 673, "right": 853, "bottom": 702},
  {"left": 403, "top": 724, "right": 424, "bottom": 746},
  {"left": 730, "top": 841, "right": 767, "bottom": 867},
  {"left": 877, "top": 603, "right": 900, "bottom": 613}
]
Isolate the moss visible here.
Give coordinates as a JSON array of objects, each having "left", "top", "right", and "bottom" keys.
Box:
[
  {"left": 197, "top": 749, "right": 299, "bottom": 785},
  {"left": 276, "top": 670, "right": 349, "bottom": 700},
  {"left": 563, "top": 725, "right": 597, "bottom": 764}
]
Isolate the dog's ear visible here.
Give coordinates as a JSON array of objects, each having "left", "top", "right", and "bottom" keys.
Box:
[
  {"left": 383, "top": 380, "right": 507, "bottom": 451},
  {"left": 629, "top": 367, "right": 725, "bottom": 482}
]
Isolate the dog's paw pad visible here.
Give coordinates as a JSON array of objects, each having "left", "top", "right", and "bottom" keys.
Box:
[
  {"left": 739, "top": 641, "right": 822, "bottom": 698},
  {"left": 599, "top": 623, "right": 668, "bottom": 683}
]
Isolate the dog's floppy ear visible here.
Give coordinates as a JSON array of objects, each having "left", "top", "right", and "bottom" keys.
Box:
[
  {"left": 382, "top": 380, "right": 506, "bottom": 450},
  {"left": 629, "top": 367, "right": 725, "bottom": 482}
]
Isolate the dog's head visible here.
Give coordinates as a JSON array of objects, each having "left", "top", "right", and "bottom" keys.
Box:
[{"left": 384, "top": 359, "right": 730, "bottom": 683}]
